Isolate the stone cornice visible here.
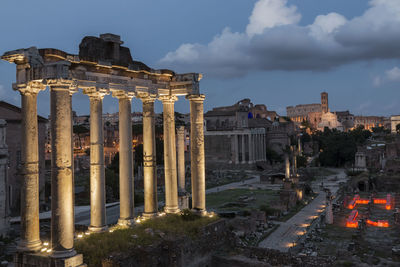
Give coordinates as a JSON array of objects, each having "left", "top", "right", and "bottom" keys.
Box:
[{"left": 13, "top": 81, "right": 46, "bottom": 95}]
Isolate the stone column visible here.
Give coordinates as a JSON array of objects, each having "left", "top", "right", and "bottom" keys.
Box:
[
  {"left": 248, "top": 134, "right": 253, "bottom": 164},
  {"left": 114, "top": 92, "right": 135, "bottom": 226},
  {"left": 140, "top": 94, "right": 158, "bottom": 217},
  {"left": 160, "top": 95, "right": 179, "bottom": 213},
  {"left": 255, "top": 134, "right": 259, "bottom": 161},
  {"left": 262, "top": 134, "right": 266, "bottom": 161},
  {"left": 84, "top": 89, "right": 108, "bottom": 232},
  {"left": 234, "top": 134, "right": 239, "bottom": 164},
  {"left": 188, "top": 94, "right": 206, "bottom": 213},
  {"left": 176, "top": 126, "right": 186, "bottom": 192},
  {"left": 16, "top": 82, "right": 44, "bottom": 252},
  {"left": 241, "top": 134, "right": 246, "bottom": 164},
  {"left": 49, "top": 80, "right": 77, "bottom": 258},
  {"left": 285, "top": 153, "right": 290, "bottom": 180}
]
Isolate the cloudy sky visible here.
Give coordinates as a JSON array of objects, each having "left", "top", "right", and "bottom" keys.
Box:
[{"left": 1, "top": 0, "right": 400, "bottom": 117}]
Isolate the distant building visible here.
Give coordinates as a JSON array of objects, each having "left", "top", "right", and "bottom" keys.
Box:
[
  {"left": 335, "top": 111, "right": 354, "bottom": 132},
  {"left": 391, "top": 115, "right": 400, "bottom": 133},
  {"left": 0, "top": 101, "right": 47, "bottom": 216},
  {"left": 318, "top": 112, "right": 344, "bottom": 131},
  {"left": 286, "top": 92, "right": 328, "bottom": 126},
  {"left": 204, "top": 99, "right": 294, "bottom": 167},
  {"left": 354, "top": 116, "right": 385, "bottom": 131}
]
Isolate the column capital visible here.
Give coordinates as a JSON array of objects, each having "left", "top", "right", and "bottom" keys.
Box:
[
  {"left": 137, "top": 92, "right": 157, "bottom": 103},
  {"left": 159, "top": 95, "right": 178, "bottom": 103},
  {"left": 187, "top": 94, "right": 205, "bottom": 103},
  {"left": 112, "top": 90, "right": 135, "bottom": 100},
  {"left": 46, "top": 79, "right": 78, "bottom": 94},
  {"left": 14, "top": 81, "right": 46, "bottom": 95},
  {"left": 83, "top": 87, "right": 109, "bottom": 99}
]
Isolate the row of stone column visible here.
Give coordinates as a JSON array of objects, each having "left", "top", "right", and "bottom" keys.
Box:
[
  {"left": 233, "top": 132, "right": 266, "bottom": 164},
  {"left": 17, "top": 80, "right": 206, "bottom": 258}
]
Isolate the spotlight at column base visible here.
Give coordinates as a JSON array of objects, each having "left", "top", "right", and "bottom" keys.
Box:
[
  {"left": 117, "top": 218, "right": 135, "bottom": 227},
  {"left": 88, "top": 225, "right": 108, "bottom": 233},
  {"left": 17, "top": 239, "right": 42, "bottom": 253}
]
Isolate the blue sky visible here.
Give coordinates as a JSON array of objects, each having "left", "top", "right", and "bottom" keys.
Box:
[{"left": 0, "top": 0, "right": 399, "bottom": 117}]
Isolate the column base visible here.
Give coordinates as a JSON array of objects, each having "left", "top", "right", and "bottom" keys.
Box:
[
  {"left": 51, "top": 248, "right": 77, "bottom": 259},
  {"left": 117, "top": 218, "right": 134, "bottom": 227},
  {"left": 191, "top": 208, "right": 207, "bottom": 216},
  {"left": 164, "top": 206, "right": 180, "bottom": 214},
  {"left": 17, "top": 239, "right": 42, "bottom": 253},
  {"left": 88, "top": 225, "right": 108, "bottom": 233},
  {"left": 14, "top": 251, "right": 85, "bottom": 267},
  {"left": 142, "top": 212, "right": 158, "bottom": 219}
]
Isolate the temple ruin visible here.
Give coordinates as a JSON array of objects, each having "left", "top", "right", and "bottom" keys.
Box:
[{"left": 1, "top": 33, "right": 206, "bottom": 266}]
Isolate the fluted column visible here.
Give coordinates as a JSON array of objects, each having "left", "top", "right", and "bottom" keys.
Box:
[
  {"left": 248, "top": 134, "right": 253, "bottom": 164},
  {"left": 84, "top": 89, "right": 108, "bottom": 232},
  {"left": 234, "top": 135, "right": 239, "bottom": 164},
  {"left": 16, "top": 82, "right": 45, "bottom": 252},
  {"left": 176, "top": 126, "right": 186, "bottom": 193},
  {"left": 49, "top": 80, "right": 77, "bottom": 258},
  {"left": 113, "top": 91, "right": 135, "bottom": 226},
  {"left": 241, "top": 134, "right": 246, "bottom": 164},
  {"left": 262, "top": 134, "right": 266, "bottom": 161},
  {"left": 139, "top": 94, "right": 158, "bottom": 217},
  {"left": 160, "top": 95, "right": 179, "bottom": 213},
  {"left": 188, "top": 94, "right": 206, "bottom": 213}
]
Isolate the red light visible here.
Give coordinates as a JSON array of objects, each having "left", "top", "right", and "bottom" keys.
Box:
[
  {"left": 373, "top": 199, "right": 386, "bottom": 204},
  {"left": 367, "top": 219, "right": 389, "bottom": 228}
]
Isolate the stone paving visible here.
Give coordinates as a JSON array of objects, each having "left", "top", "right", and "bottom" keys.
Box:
[{"left": 258, "top": 169, "right": 347, "bottom": 252}]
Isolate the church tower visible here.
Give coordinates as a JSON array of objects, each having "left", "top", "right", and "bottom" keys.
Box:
[{"left": 321, "top": 92, "right": 328, "bottom": 113}]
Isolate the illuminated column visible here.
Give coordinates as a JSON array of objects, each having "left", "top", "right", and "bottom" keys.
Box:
[
  {"left": 84, "top": 89, "right": 108, "bottom": 232},
  {"left": 188, "top": 94, "right": 206, "bottom": 213},
  {"left": 285, "top": 153, "right": 290, "bottom": 180},
  {"left": 114, "top": 91, "right": 135, "bottom": 226},
  {"left": 16, "top": 82, "right": 45, "bottom": 252},
  {"left": 140, "top": 94, "right": 158, "bottom": 217},
  {"left": 176, "top": 126, "right": 186, "bottom": 192},
  {"left": 49, "top": 80, "right": 77, "bottom": 258},
  {"left": 298, "top": 136, "right": 302, "bottom": 155},
  {"left": 160, "top": 95, "right": 179, "bottom": 213}
]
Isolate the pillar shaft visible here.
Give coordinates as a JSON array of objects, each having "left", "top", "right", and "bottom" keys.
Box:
[
  {"left": 50, "top": 82, "right": 76, "bottom": 258},
  {"left": 177, "top": 126, "right": 186, "bottom": 192},
  {"left": 234, "top": 135, "right": 239, "bottom": 164},
  {"left": 160, "top": 95, "right": 179, "bottom": 213},
  {"left": 141, "top": 97, "right": 158, "bottom": 217},
  {"left": 248, "top": 134, "right": 253, "bottom": 164},
  {"left": 285, "top": 154, "right": 290, "bottom": 180},
  {"left": 241, "top": 134, "right": 246, "bottom": 164},
  {"left": 117, "top": 96, "right": 134, "bottom": 225},
  {"left": 18, "top": 83, "right": 43, "bottom": 252},
  {"left": 188, "top": 95, "right": 206, "bottom": 212},
  {"left": 88, "top": 94, "right": 107, "bottom": 232}
]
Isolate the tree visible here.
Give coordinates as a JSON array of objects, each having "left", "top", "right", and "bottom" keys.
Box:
[{"left": 396, "top": 124, "right": 400, "bottom": 134}]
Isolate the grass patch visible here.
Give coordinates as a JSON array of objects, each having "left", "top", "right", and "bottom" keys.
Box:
[
  {"left": 75, "top": 213, "right": 218, "bottom": 266},
  {"left": 206, "top": 188, "right": 279, "bottom": 211}
]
